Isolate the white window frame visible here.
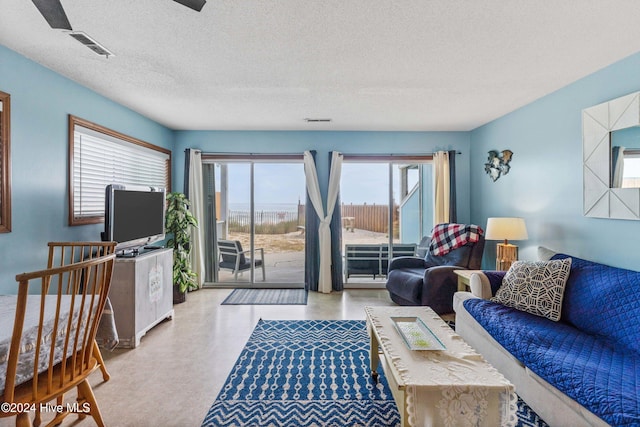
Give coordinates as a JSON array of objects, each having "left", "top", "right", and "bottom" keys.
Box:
[{"left": 68, "top": 115, "right": 171, "bottom": 225}]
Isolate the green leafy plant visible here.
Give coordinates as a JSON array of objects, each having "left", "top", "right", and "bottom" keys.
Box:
[{"left": 165, "top": 192, "right": 199, "bottom": 293}]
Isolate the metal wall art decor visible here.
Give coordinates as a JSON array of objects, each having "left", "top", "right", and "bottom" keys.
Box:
[{"left": 484, "top": 149, "right": 513, "bottom": 182}]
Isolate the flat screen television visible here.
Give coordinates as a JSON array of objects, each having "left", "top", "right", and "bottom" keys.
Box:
[{"left": 102, "top": 184, "right": 166, "bottom": 253}]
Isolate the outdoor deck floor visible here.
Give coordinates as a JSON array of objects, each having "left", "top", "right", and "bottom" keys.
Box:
[{"left": 212, "top": 228, "right": 401, "bottom": 286}]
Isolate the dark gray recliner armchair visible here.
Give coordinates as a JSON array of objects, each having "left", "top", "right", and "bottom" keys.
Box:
[{"left": 385, "top": 233, "right": 485, "bottom": 314}]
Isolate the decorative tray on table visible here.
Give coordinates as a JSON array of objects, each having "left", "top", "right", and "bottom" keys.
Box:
[{"left": 391, "top": 317, "right": 446, "bottom": 351}]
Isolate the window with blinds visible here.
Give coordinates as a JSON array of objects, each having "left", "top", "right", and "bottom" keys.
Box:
[{"left": 69, "top": 115, "right": 171, "bottom": 225}]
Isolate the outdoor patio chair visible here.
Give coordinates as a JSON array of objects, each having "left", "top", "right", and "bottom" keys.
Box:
[{"left": 217, "top": 239, "right": 266, "bottom": 281}]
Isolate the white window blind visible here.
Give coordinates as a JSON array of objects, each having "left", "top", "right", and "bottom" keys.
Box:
[{"left": 72, "top": 125, "right": 170, "bottom": 221}]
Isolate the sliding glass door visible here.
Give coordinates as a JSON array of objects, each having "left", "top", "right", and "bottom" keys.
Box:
[
  {"left": 341, "top": 157, "right": 433, "bottom": 285},
  {"left": 202, "top": 157, "right": 305, "bottom": 287}
]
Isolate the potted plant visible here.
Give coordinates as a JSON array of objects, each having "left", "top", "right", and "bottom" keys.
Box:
[{"left": 165, "top": 192, "right": 199, "bottom": 303}]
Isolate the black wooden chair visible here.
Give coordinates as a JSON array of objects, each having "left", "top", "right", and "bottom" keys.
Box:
[{"left": 217, "top": 240, "right": 266, "bottom": 281}]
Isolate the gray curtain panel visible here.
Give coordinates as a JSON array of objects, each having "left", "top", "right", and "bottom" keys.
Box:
[
  {"left": 183, "top": 148, "right": 193, "bottom": 197},
  {"left": 448, "top": 150, "right": 457, "bottom": 224},
  {"left": 305, "top": 150, "right": 320, "bottom": 291}
]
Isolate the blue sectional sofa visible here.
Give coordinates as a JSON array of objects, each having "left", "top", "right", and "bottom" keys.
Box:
[{"left": 453, "top": 250, "right": 640, "bottom": 426}]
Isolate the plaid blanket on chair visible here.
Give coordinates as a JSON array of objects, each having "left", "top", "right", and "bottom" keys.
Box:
[{"left": 429, "top": 223, "right": 484, "bottom": 256}]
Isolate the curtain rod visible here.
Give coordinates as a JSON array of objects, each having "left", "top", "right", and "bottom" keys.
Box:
[
  {"left": 341, "top": 151, "right": 461, "bottom": 156},
  {"left": 199, "top": 152, "right": 303, "bottom": 156},
  {"left": 194, "top": 150, "right": 461, "bottom": 159},
  {"left": 341, "top": 152, "right": 460, "bottom": 162},
  {"left": 191, "top": 148, "right": 462, "bottom": 157},
  {"left": 200, "top": 153, "right": 304, "bottom": 161}
]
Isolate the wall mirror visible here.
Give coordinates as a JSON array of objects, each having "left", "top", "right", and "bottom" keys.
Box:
[
  {"left": 583, "top": 91, "right": 640, "bottom": 219},
  {"left": 0, "top": 90, "right": 10, "bottom": 233}
]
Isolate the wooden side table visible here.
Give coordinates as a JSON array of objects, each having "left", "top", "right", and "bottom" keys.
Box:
[{"left": 453, "top": 269, "right": 483, "bottom": 291}]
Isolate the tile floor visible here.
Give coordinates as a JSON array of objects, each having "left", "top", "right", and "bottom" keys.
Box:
[{"left": 2, "top": 288, "right": 399, "bottom": 427}]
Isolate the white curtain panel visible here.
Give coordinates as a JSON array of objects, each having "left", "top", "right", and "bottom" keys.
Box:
[
  {"left": 433, "top": 151, "right": 450, "bottom": 225},
  {"left": 303, "top": 151, "right": 343, "bottom": 293},
  {"left": 189, "top": 150, "right": 206, "bottom": 288}
]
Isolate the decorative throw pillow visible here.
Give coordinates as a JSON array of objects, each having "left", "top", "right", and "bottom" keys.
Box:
[
  {"left": 537, "top": 246, "right": 557, "bottom": 261},
  {"left": 491, "top": 258, "right": 572, "bottom": 321}
]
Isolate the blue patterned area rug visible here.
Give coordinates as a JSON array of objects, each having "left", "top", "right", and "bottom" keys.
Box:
[
  {"left": 201, "top": 319, "right": 549, "bottom": 427},
  {"left": 221, "top": 288, "right": 308, "bottom": 305}
]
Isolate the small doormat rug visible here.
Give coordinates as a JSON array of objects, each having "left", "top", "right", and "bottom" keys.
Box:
[
  {"left": 221, "top": 288, "right": 308, "bottom": 305},
  {"left": 202, "top": 320, "right": 549, "bottom": 427}
]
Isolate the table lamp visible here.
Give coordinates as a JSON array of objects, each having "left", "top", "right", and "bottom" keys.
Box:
[{"left": 485, "top": 217, "right": 528, "bottom": 271}]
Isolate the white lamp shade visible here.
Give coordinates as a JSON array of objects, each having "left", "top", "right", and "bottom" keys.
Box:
[{"left": 485, "top": 217, "right": 528, "bottom": 241}]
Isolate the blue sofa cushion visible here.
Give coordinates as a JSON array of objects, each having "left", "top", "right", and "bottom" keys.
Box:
[
  {"left": 464, "top": 298, "right": 640, "bottom": 426},
  {"left": 484, "top": 270, "right": 506, "bottom": 295},
  {"left": 551, "top": 254, "right": 640, "bottom": 354}
]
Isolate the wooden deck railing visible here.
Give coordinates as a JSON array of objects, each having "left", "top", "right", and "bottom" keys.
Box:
[{"left": 226, "top": 203, "right": 397, "bottom": 235}]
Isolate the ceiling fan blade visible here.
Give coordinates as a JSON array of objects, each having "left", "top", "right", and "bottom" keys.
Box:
[
  {"left": 173, "top": 0, "right": 206, "bottom": 12},
  {"left": 31, "top": 0, "right": 72, "bottom": 30}
]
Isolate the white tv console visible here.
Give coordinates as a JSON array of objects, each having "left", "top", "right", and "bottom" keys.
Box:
[{"left": 108, "top": 248, "right": 174, "bottom": 348}]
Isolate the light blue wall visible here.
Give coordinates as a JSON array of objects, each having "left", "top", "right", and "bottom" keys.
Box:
[
  {"left": 173, "top": 130, "right": 471, "bottom": 228},
  {"left": 0, "top": 45, "right": 174, "bottom": 293},
  {"left": 471, "top": 51, "right": 640, "bottom": 271},
  {"left": 10, "top": 38, "right": 639, "bottom": 294}
]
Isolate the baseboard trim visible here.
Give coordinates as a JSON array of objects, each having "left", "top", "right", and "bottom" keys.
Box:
[{"left": 344, "top": 282, "right": 387, "bottom": 289}]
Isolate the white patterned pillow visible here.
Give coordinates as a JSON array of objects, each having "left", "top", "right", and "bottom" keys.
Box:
[{"left": 491, "top": 258, "right": 572, "bottom": 321}]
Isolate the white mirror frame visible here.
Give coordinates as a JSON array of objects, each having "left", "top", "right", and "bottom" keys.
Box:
[{"left": 583, "top": 91, "right": 640, "bottom": 220}]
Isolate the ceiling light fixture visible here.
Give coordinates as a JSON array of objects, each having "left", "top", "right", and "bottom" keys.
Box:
[
  {"left": 304, "top": 118, "right": 332, "bottom": 123},
  {"left": 174, "top": 0, "right": 207, "bottom": 12},
  {"left": 68, "top": 31, "right": 115, "bottom": 58}
]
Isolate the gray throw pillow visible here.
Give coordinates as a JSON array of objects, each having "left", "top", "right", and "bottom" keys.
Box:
[
  {"left": 416, "top": 236, "right": 431, "bottom": 258},
  {"left": 537, "top": 246, "right": 558, "bottom": 261},
  {"left": 491, "top": 258, "right": 572, "bottom": 321}
]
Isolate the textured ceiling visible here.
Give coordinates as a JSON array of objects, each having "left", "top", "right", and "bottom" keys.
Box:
[{"left": 2, "top": 0, "right": 640, "bottom": 131}]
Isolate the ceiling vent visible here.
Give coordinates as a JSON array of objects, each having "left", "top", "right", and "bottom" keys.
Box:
[
  {"left": 304, "top": 118, "right": 332, "bottom": 123},
  {"left": 68, "top": 32, "right": 114, "bottom": 58}
]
